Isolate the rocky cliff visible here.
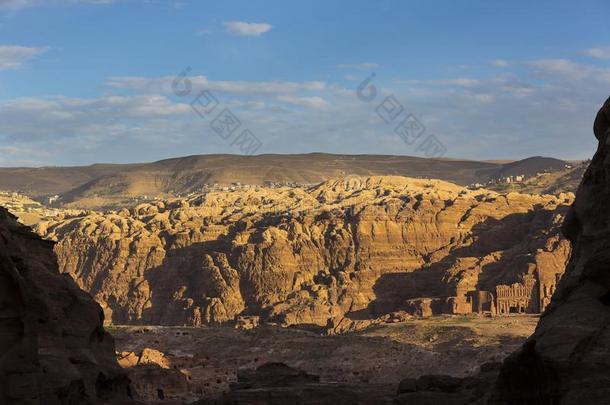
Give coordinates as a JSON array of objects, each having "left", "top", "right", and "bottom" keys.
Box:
[
  {"left": 38, "top": 177, "right": 573, "bottom": 328},
  {"left": 491, "top": 98, "right": 610, "bottom": 404},
  {"left": 0, "top": 207, "right": 135, "bottom": 404}
]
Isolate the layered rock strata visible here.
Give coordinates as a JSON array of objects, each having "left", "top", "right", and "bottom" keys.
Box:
[{"left": 38, "top": 177, "right": 573, "bottom": 327}]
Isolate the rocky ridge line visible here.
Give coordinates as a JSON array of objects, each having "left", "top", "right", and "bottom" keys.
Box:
[{"left": 38, "top": 176, "right": 573, "bottom": 330}]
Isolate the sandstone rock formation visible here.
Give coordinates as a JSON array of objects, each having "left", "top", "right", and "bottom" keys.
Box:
[
  {"left": 491, "top": 97, "right": 610, "bottom": 404},
  {"left": 38, "top": 177, "right": 573, "bottom": 328},
  {"left": 0, "top": 207, "right": 135, "bottom": 404},
  {"left": 117, "top": 348, "right": 170, "bottom": 369}
]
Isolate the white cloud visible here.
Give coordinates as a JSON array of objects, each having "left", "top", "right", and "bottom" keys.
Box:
[
  {"left": 0, "top": 0, "right": 38, "bottom": 10},
  {"left": 527, "top": 58, "right": 610, "bottom": 83},
  {"left": 0, "top": 45, "right": 46, "bottom": 69},
  {"left": 197, "top": 27, "right": 212, "bottom": 36},
  {"left": 528, "top": 59, "right": 581, "bottom": 76},
  {"left": 106, "top": 75, "right": 327, "bottom": 95},
  {"left": 584, "top": 46, "right": 610, "bottom": 60},
  {"left": 276, "top": 95, "right": 329, "bottom": 109},
  {"left": 436, "top": 78, "right": 480, "bottom": 87},
  {"left": 393, "top": 78, "right": 479, "bottom": 87},
  {"left": 223, "top": 21, "right": 272, "bottom": 37},
  {"left": 2, "top": 54, "right": 607, "bottom": 165},
  {"left": 0, "top": 0, "right": 116, "bottom": 11},
  {"left": 0, "top": 94, "right": 191, "bottom": 141},
  {"left": 490, "top": 59, "right": 510, "bottom": 67},
  {"left": 211, "top": 80, "right": 325, "bottom": 94},
  {"left": 337, "top": 63, "right": 378, "bottom": 70}
]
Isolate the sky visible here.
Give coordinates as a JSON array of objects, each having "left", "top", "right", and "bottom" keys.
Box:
[{"left": 1, "top": 0, "right": 610, "bottom": 166}]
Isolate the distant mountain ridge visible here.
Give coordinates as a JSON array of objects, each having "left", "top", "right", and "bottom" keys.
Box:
[
  {"left": 0, "top": 153, "right": 575, "bottom": 209},
  {"left": 491, "top": 156, "right": 571, "bottom": 179}
]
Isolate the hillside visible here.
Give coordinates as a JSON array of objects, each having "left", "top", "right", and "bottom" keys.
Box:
[
  {"left": 0, "top": 154, "right": 574, "bottom": 209},
  {"left": 490, "top": 156, "right": 570, "bottom": 179},
  {"left": 0, "top": 163, "right": 143, "bottom": 199},
  {"left": 484, "top": 160, "right": 587, "bottom": 195}
]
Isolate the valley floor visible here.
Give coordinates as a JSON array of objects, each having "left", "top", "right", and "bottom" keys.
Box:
[{"left": 109, "top": 314, "right": 538, "bottom": 403}]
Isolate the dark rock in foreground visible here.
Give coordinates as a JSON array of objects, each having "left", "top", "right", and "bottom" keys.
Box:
[
  {"left": 491, "top": 97, "right": 610, "bottom": 404},
  {"left": 393, "top": 362, "right": 501, "bottom": 405},
  {"left": 0, "top": 207, "right": 135, "bottom": 404},
  {"left": 195, "top": 361, "right": 502, "bottom": 405},
  {"left": 195, "top": 362, "right": 395, "bottom": 405}
]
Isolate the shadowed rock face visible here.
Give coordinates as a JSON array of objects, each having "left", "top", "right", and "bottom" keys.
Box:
[
  {"left": 0, "top": 207, "right": 134, "bottom": 404},
  {"left": 195, "top": 362, "right": 395, "bottom": 405},
  {"left": 39, "top": 177, "right": 573, "bottom": 328},
  {"left": 194, "top": 361, "right": 501, "bottom": 405},
  {"left": 491, "top": 97, "right": 610, "bottom": 404}
]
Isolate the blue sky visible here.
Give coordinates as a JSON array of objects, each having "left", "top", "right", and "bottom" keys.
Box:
[{"left": 1, "top": 0, "right": 609, "bottom": 166}]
